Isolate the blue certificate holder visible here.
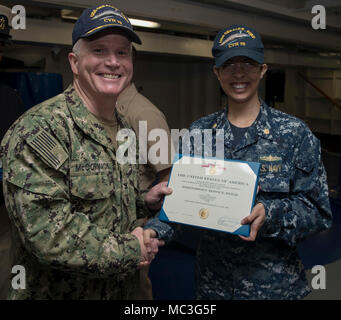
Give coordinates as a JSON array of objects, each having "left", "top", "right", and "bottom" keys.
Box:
[{"left": 159, "top": 154, "right": 260, "bottom": 237}]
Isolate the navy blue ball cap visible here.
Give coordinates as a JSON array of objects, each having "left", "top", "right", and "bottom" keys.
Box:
[
  {"left": 212, "top": 25, "right": 264, "bottom": 67},
  {"left": 72, "top": 4, "right": 142, "bottom": 46}
]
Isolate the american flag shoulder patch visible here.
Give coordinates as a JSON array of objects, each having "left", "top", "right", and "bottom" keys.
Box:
[{"left": 26, "top": 130, "right": 68, "bottom": 170}]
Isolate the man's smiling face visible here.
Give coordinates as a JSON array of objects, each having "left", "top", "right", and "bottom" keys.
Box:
[{"left": 69, "top": 29, "right": 133, "bottom": 100}]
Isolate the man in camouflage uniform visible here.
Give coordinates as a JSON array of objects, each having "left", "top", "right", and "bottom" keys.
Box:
[
  {"left": 0, "top": 5, "right": 170, "bottom": 299},
  {"left": 144, "top": 25, "right": 332, "bottom": 299}
]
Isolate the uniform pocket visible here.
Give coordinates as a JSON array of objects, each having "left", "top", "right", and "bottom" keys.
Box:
[
  {"left": 70, "top": 173, "right": 114, "bottom": 200},
  {"left": 295, "top": 158, "right": 314, "bottom": 174},
  {"left": 259, "top": 172, "right": 290, "bottom": 193}
]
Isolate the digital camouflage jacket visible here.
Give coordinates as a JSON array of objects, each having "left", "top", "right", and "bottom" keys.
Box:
[
  {"left": 1, "top": 85, "right": 149, "bottom": 299},
  {"left": 146, "top": 101, "right": 332, "bottom": 299}
]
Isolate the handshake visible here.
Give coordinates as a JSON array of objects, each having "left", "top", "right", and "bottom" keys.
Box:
[
  {"left": 131, "top": 227, "right": 164, "bottom": 268},
  {"left": 131, "top": 181, "right": 172, "bottom": 267}
]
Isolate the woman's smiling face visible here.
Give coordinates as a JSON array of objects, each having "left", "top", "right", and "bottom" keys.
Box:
[{"left": 214, "top": 56, "right": 267, "bottom": 104}]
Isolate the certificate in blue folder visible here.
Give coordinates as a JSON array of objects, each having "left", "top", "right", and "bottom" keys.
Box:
[{"left": 159, "top": 154, "right": 260, "bottom": 237}]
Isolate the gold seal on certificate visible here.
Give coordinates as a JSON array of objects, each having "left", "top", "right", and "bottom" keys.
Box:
[
  {"left": 199, "top": 208, "right": 209, "bottom": 219},
  {"left": 159, "top": 154, "right": 260, "bottom": 236}
]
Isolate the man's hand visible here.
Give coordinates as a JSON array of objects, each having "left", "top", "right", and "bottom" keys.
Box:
[
  {"left": 144, "top": 181, "right": 172, "bottom": 211},
  {"left": 239, "top": 202, "right": 266, "bottom": 242},
  {"left": 131, "top": 227, "right": 155, "bottom": 268},
  {"left": 143, "top": 228, "right": 165, "bottom": 254},
  {"left": 131, "top": 227, "right": 165, "bottom": 268}
]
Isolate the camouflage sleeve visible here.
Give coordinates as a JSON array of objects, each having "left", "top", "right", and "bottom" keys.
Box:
[
  {"left": 258, "top": 130, "right": 332, "bottom": 247},
  {"left": 3, "top": 118, "right": 141, "bottom": 279},
  {"left": 136, "top": 189, "right": 153, "bottom": 220}
]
